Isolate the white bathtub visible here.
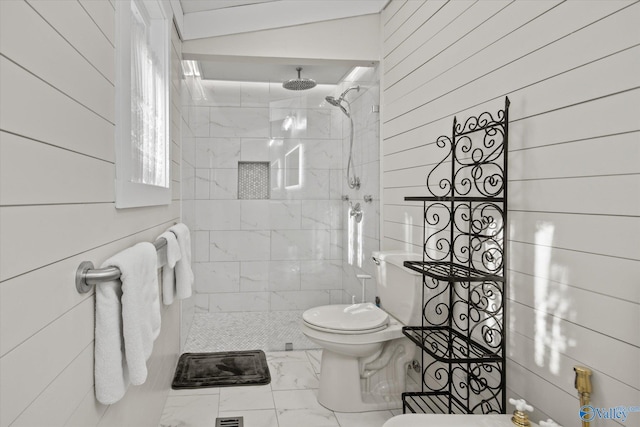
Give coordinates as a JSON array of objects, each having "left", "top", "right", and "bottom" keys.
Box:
[{"left": 382, "top": 414, "right": 539, "bottom": 427}]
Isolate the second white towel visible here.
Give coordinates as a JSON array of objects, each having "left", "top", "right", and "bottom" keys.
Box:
[
  {"left": 169, "top": 223, "right": 194, "bottom": 300},
  {"left": 157, "top": 231, "right": 182, "bottom": 305}
]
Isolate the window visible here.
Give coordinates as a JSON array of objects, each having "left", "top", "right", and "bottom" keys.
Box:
[{"left": 115, "top": 0, "right": 171, "bottom": 208}]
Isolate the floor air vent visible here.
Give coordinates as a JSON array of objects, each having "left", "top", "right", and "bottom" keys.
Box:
[{"left": 215, "top": 417, "right": 243, "bottom": 427}]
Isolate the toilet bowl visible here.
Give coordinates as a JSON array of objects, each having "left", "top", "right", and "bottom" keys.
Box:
[
  {"left": 302, "top": 303, "right": 391, "bottom": 356},
  {"left": 300, "top": 251, "right": 423, "bottom": 412}
]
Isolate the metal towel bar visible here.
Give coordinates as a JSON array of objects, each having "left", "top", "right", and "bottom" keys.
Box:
[{"left": 75, "top": 237, "right": 168, "bottom": 293}]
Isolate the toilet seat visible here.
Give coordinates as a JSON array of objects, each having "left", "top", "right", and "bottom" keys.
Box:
[{"left": 302, "top": 303, "right": 389, "bottom": 335}]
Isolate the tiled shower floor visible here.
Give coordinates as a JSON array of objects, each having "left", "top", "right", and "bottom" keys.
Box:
[{"left": 184, "top": 311, "right": 315, "bottom": 353}]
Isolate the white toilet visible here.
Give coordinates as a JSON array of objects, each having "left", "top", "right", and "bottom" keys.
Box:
[{"left": 300, "top": 251, "right": 423, "bottom": 412}]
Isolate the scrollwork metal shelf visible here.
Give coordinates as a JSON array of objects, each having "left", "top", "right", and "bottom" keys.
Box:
[
  {"left": 404, "top": 196, "right": 504, "bottom": 202},
  {"left": 401, "top": 97, "right": 509, "bottom": 416},
  {"left": 403, "top": 260, "right": 504, "bottom": 282},
  {"left": 403, "top": 326, "right": 502, "bottom": 363},
  {"left": 403, "top": 391, "right": 470, "bottom": 414}
]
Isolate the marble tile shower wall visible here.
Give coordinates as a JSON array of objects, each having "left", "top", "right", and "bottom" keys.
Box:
[{"left": 185, "top": 81, "right": 347, "bottom": 315}]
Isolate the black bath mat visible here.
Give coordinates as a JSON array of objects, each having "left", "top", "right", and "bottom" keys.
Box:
[{"left": 172, "top": 350, "right": 270, "bottom": 389}]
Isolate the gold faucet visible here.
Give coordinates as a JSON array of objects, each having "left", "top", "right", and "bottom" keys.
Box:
[
  {"left": 574, "top": 366, "right": 593, "bottom": 427},
  {"left": 509, "top": 398, "right": 533, "bottom": 427}
]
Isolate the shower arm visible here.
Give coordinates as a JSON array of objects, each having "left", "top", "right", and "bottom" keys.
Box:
[{"left": 339, "top": 85, "right": 360, "bottom": 100}]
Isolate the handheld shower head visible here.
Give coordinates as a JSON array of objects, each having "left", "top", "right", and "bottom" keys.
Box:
[
  {"left": 325, "top": 86, "right": 360, "bottom": 105},
  {"left": 324, "top": 95, "right": 341, "bottom": 107},
  {"left": 325, "top": 85, "right": 361, "bottom": 189},
  {"left": 325, "top": 86, "right": 360, "bottom": 117},
  {"left": 325, "top": 95, "right": 350, "bottom": 117}
]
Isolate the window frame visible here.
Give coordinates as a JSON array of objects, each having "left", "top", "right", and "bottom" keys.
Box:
[{"left": 114, "top": 0, "right": 172, "bottom": 209}]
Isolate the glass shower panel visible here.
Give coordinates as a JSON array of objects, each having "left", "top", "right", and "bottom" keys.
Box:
[
  {"left": 266, "top": 84, "right": 343, "bottom": 351},
  {"left": 184, "top": 67, "right": 380, "bottom": 353}
]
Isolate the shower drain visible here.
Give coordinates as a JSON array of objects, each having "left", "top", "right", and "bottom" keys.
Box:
[{"left": 215, "top": 416, "right": 243, "bottom": 427}]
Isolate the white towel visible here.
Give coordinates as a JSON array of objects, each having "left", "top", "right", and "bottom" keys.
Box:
[
  {"left": 94, "top": 276, "right": 128, "bottom": 405},
  {"left": 94, "top": 242, "right": 161, "bottom": 404},
  {"left": 169, "top": 223, "right": 194, "bottom": 300},
  {"left": 157, "top": 231, "right": 182, "bottom": 305}
]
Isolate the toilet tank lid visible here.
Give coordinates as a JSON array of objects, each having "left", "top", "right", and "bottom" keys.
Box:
[{"left": 372, "top": 251, "right": 422, "bottom": 270}]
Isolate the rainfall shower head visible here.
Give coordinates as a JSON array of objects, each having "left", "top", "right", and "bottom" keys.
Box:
[{"left": 283, "top": 67, "right": 317, "bottom": 91}]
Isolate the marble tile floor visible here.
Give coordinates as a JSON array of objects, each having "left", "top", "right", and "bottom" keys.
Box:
[{"left": 159, "top": 350, "right": 402, "bottom": 427}]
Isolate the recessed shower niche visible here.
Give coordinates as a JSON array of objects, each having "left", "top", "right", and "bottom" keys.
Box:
[{"left": 237, "top": 161, "right": 270, "bottom": 200}]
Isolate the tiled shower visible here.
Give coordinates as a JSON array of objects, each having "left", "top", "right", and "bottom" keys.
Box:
[{"left": 181, "top": 67, "right": 381, "bottom": 352}]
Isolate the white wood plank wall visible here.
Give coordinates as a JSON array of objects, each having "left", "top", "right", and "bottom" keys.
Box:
[
  {"left": 0, "top": 1, "right": 183, "bottom": 426},
  {"left": 380, "top": 1, "right": 640, "bottom": 425}
]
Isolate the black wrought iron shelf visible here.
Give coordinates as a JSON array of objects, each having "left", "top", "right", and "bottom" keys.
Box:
[
  {"left": 402, "top": 326, "right": 501, "bottom": 363},
  {"left": 401, "top": 97, "right": 509, "bottom": 416},
  {"left": 403, "top": 392, "right": 470, "bottom": 414},
  {"left": 403, "top": 260, "right": 504, "bottom": 282},
  {"left": 404, "top": 196, "right": 504, "bottom": 203}
]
